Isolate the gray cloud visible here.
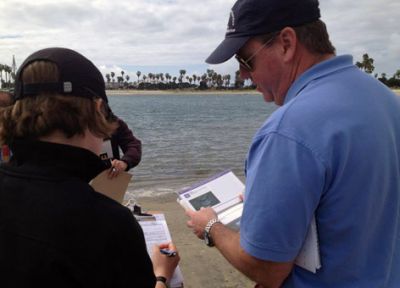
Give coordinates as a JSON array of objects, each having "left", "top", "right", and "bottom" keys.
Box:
[{"left": 0, "top": 0, "right": 398, "bottom": 78}]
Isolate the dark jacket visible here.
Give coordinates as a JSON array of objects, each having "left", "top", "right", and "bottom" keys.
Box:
[
  {"left": 111, "top": 118, "right": 142, "bottom": 170},
  {"left": 0, "top": 140, "right": 155, "bottom": 287}
]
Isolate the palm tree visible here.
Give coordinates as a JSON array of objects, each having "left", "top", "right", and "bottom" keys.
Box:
[
  {"left": 110, "top": 72, "right": 115, "bottom": 83},
  {"left": 356, "top": 53, "right": 375, "bottom": 74},
  {"left": 224, "top": 74, "right": 231, "bottom": 87},
  {"left": 179, "top": 70, "right": 186, "bottom": 80},
  {"left": 165, "top": 73, "right": 171, "bottom": 83},
  {"left": 105, "top": 73, "right": 111, "bottom": 83},
  {"left": 148, "top": 73, "right": 154, "bottom": 84},
  {"left": 235, "top": 70, "right": 244, "bottom": 88},
  {"left": 121, "top": 71, "right": 125, "bottom": 79},
  {"left": 3, "top": 65, "right": 11, "bottom": 85},
  {"left": 0, "top": 64, "right": 4, "bottom": 87},
  {"left": 125, "top": 75, "right": 130, "bottom": 85},
  {"left": 136, "top": 71, "right": 141, "bottom": 83},
  {"left": 394, "top": 69, "right": 400, "bottom": 79}
]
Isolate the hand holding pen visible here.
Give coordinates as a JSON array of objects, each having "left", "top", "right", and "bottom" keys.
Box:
[
  {"left": 160, "top": 248, "right": 177, "bottom": 257},
  {"left": 152, "top": 242, "right": 180, "bottom": 283}
]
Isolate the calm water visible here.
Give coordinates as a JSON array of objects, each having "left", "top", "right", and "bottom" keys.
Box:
[{"left": 108, "top": 93, "right": 277, "bottom": 199}]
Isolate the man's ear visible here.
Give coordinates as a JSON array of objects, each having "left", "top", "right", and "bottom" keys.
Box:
[{"left": 279, "top": 27, "right": 297, "bottom": 63}]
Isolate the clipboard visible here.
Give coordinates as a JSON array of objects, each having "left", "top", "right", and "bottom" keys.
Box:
[
  {"left": 137, "top": 212, "right": 184, "bottom": 288},
  {"left": 90, "top": 170, "right": 132, "bottom": 203}
]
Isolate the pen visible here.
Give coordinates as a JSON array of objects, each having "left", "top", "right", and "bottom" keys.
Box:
[{"left": 160, "top": 248, "right": 177, "bottom": 257}]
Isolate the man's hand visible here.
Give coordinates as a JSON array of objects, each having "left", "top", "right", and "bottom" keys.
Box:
[
  {"left": 108, "top": 159, "right": 128, "bottom": 179},
  {"left": 185, "top": 207, "right": 218, "bottom": 239}
]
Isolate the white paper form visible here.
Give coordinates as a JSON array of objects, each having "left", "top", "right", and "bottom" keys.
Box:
[
  {"left": 138, "top": 214, "right": 184, "bottom": 288},
  {"left": 295, "top": 215, "right": 321, "bottom": 273}
]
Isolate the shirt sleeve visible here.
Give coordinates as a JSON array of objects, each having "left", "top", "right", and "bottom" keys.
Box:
[
  {"left": 240, "top": 131, "right": 326, "bottom": 262},
  {"left": 112, "top": 118, "right": 142, "bottom": 170}
]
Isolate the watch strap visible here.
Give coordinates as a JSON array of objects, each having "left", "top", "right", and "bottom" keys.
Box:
[
  {"left": 156, "top": 276, "right": 169, "bottom": 288},
  {"left": 204, "top": 218, "right": 221, "bottom": 247},
  {"left": 205, "top": 218, "right": 220, "bottom": 234}
]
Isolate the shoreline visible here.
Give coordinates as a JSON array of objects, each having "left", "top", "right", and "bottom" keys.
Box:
[
  {"left": 106, "top": 88, "right": 400, "bottom": 96},
  {"left": 136, "top": 194, "right": 254, "bottom": 288},
  {"left": 106, "top": 89, "right": 261, "bottom": 95}
]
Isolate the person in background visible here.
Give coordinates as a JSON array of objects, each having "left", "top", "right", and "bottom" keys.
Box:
[
  {"left": 102, "top": 103, "right": 142, "bottom": 179},
  {"left": 185, "top": 0, "right": 400, "bottom": 287},
  {"left": 0, "top": 91, "right": 12, "bottom": 163},
  {"left": 0, "top": 47, "right": 179, "bottom": 288},
  {"left": 0, "top": 91, "right": 12, "bottom": 106}
]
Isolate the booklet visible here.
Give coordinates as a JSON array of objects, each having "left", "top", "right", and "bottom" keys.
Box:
[
  {"left": 138, "top": 213, "right": 184, "bottom": 288},
  {"left": 177, "top": 170, "right": 244, "bottom": 230},
  {"left": 176, "top": 170, "right": 321, "bottom": 273}
]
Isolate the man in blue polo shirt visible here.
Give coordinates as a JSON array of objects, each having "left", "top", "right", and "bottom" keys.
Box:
[{"left": 185, "top": 0, "right": 400, "bottom": 287}]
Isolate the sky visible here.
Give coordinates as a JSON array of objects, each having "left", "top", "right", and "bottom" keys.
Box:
[{"left": 0, "top": 0, "right": 399, "bottom": 82}]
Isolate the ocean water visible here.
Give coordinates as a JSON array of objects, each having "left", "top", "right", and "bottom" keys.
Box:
[{"left": 108, "top": 93, "right": 277, "bottom": 199}]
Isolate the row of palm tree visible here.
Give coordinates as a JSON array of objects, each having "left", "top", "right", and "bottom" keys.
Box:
[
  {"left": 2, "top": 53, "right": 399, "bottom": 90},
  {"left": 105, "top": 68, "right": 241, "bottom": 89},
  {"left": 104, "top": 54, "right": 400, "bottom": 90}
]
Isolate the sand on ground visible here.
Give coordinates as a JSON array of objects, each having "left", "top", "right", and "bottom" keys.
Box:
[{"left": 137, "top": 194, "right": 255, "bottom": 288}]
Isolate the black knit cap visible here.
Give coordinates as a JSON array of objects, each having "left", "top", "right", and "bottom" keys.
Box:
[
  {"left": 14, "top": 47, "right": 108, "bottom": 103},
  {"left": 206, "top": 0, "right": 320, "bottom": 64}
]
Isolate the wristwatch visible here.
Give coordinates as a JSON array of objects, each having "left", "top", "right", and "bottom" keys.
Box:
[
  {"left": 156, "top": 276, "right": 169, "bottom": 288},
  {"left": 204, "top": 218, "right": 220, "bottom": 247}
]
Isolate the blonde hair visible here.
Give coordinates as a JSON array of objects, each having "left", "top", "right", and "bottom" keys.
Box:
[{"left": 0, "top": 61, "right": 116, "bottom": 145}]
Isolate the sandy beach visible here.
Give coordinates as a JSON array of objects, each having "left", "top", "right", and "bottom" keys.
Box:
[{"left": 137, "top": 194, "right": 255, "bottom": 288}]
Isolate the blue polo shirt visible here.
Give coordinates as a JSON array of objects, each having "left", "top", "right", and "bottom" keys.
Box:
[{"left": 241, "top": 55, "right": 400, "bottom": 287}]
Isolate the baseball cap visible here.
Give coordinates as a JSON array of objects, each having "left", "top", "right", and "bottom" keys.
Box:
[
  {"left": 14, "top": 47, "right": 108, "bottom": 103},
  {"left": 206, "top": 0, "right": 320, "bottom": 64}
]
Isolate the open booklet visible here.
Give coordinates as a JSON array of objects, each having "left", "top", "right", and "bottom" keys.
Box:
[
  {"left": 137, "top": 213, "right": 184, "bottom": 288},
  {"left": 176, "top": 170, "right": 321, "bottom": 273},
  {"left": 177, "top": 170, "right": 244, "bottom": 230}
]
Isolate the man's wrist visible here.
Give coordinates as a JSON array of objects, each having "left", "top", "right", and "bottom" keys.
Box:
[
  {"left": 156, "top": 276, "right": 169, "bottom": 288},
  {"left": 204, "top": 218, "right": 221, "bottom": 247}
]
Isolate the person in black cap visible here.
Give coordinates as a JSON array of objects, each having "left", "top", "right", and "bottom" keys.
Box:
[
  {"left": 0, "top": 47, "right": 179, "bottom": 288},
  {"left": 186, "top": 0, "right": 400, "bottom": 287}
]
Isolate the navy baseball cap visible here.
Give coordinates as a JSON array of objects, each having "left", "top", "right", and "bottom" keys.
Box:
[
  {"left": 14, "top": 47, "right": 108, "bottom": 103},
  {"left": 206, "top": 0, "right": 320, "bottom": 64}
]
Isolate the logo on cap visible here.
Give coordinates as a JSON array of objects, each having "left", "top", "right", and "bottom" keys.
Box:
[
  {"left": 63, "top": 82, "right": 72, "bottom": 93},
  {"left": 226, "top": 10, "right": 236, "bottom": 34}
]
